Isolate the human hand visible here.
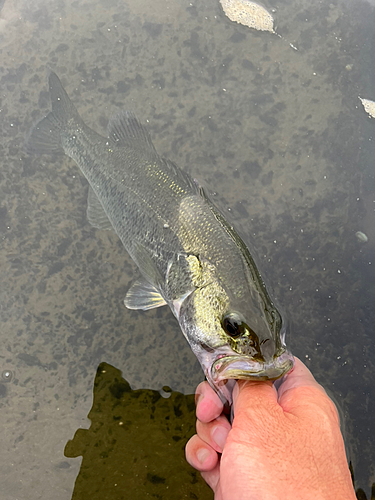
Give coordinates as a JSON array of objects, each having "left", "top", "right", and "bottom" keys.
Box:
[{"left": 185, "top": 357, "right": 356, "bottom": 500}]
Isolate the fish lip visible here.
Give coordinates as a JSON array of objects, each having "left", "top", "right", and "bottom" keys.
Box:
[{"left": 211, "top": 350, "right": 294, "bottom": 383}]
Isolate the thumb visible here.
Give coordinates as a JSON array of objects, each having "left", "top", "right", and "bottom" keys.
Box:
[
  {"left": 277, "top": 357, "right": 339, "bottom": 423},
  {"left": 232, "top": 378, "right": 278, "bottom": 419},
  {"left": 278, "top": 357, "right": 327, "bottom": 399}
]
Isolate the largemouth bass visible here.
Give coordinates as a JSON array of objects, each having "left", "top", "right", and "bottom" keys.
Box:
[{"left": 28, "top": 72, "right": 294, "bottom": 403}]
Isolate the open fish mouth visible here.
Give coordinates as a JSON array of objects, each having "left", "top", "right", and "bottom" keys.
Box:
[{"left": 211, "top": 350, "right": 294, "bottom": 383}]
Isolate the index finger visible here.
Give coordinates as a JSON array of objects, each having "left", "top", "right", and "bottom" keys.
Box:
[{"left": 195, "top": 381, "right": 224, "bottom": 423}]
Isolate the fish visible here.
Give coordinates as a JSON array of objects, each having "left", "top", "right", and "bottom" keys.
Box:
[{"left": 28, "top": 71, "right": 294, "bottom": 403}]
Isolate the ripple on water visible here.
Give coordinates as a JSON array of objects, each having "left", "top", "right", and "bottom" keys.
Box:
[{"left": 1, "top": 370, "right": 13, "bottom": 382}]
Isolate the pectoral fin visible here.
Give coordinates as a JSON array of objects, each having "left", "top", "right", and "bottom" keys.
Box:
[{"left": 124, "top": 279, "right": 167, "bottom": 310}]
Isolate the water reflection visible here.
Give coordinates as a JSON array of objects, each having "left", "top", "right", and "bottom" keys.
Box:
[{"left": 65, "top": 362, "right": 212, "bottom": 499}]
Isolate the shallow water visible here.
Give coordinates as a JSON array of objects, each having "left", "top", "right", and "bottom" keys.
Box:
[
  {"left": 0, "top": 0, "right": 375, "bottom": 497},
  {"left": 64, "top": 363, "right": 212, "bottom": 499}
]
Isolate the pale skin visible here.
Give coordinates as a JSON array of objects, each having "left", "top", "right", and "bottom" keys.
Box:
[{"left": 185, "top": 358, "right": 357, "bottom": 500}]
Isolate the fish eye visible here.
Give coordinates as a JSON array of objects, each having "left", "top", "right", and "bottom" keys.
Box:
[{"left": 222, "top": 312, "right": 247, "bottom": 338}]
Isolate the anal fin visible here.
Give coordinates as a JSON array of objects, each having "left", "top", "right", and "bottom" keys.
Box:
[{"left": 87, "top": 187, "right": 114, "bottom": 231}]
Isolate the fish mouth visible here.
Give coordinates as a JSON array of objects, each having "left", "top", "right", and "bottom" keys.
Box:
[{"left": 211, "top": 350, "right": 294, "bottom": 383}]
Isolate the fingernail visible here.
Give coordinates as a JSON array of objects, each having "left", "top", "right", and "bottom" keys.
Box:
[
  {"left": 212, "top": 425, "right": 228, "bottom": 451},
  {"left": 196, "top": 447, "right": 210, "bottom": 464}
]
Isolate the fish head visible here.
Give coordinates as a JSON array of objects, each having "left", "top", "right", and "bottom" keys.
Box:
[{"left": 177, "top": 280, "right": 294, "bottom": 404}]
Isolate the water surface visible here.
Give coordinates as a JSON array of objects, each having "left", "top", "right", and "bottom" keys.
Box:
[{"left": 1, "top": 0, "right": 375, "bottom": 497}]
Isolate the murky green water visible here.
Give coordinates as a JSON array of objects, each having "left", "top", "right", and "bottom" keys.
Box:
[
  {"left": 65, "top": 363, "right": 212, "bottom": 499},
  {"left": 1, "top": 0, "right": 375, "bottom": 498}
]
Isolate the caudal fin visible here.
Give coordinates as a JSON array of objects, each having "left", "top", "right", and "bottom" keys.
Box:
[{"left": 27, "top": 71, "right": 81, "bottom": 155}]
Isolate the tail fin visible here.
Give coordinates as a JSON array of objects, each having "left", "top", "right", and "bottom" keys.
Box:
[{"left": 27, "top": 71, "right": 81, "bottom": 155}]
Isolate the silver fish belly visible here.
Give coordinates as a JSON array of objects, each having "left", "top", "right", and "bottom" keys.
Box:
[{"left": 28, "top": 72, "right": 294, "bottom": 403}]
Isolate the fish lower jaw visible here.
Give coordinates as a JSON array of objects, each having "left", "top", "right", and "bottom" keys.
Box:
[{"left": 211, "top": 352, "right": 294, "bottom": 383}]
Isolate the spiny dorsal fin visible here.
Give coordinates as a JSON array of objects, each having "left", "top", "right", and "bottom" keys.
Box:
[{"left": 161, "top": 158, "right": 200, "bottom": 193}]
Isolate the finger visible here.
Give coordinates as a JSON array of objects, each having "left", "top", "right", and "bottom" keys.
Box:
[
  {"left": 185, "top": 433, "right": 219, "bottom": 472},
  {"left": 232, "top": 379, "right": 277, "bottom": 418},
  {"left": 277, "top": 357, "right": 327, "bottom": 399},
  {"left": 201, "top": 464, "right": 221, "bottom": 495},
  {"left": 277, "top": 357, "right": 339, "bottom": 422},
  {"left": 195, "top": 381, "right": 224, "bottom": 423},
  {"left": 196, "top": 414, "right": 232, "bottom": 453}
]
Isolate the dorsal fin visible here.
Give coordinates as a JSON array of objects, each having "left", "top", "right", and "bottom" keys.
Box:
[
  {"left": 107, "top": 110, "right": 157, "bottom": 152},
  {"left": 161, "top": 158, "right": 200, "bottom": 193}
]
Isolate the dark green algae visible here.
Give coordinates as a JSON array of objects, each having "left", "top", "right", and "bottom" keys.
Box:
[{"left": 64, "top": 362, "right": 213, "bottom": 499}]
